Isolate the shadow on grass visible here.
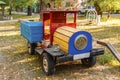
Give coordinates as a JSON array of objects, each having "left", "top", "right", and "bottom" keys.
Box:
[
  {"left": 0, "top": 29, "right": 19, "bottom": 32},
  {"left": 1, "top": 43, "right": 120, "bottom": 79}
]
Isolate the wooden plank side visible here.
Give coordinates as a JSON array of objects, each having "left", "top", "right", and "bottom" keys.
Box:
[
  {"left": 60, "top": 46, "right": 68, "bottom": 53},
  {"left": 53, "top": 42, "right": 68, "bottom": 54},
  {"left": 60, "top": 26, "right": 79, "bottom": 33},
  {"left": 54, "top": 32, "right": 69, "bottom": 42},
  {"left": 53, "top": 37, "right": 68, "bottom": 49},
  {"left": 45, "top": 29, "right": 50, "bottom": 34},
  {"left": 44, "top": 20, "right": 50, "bottom": 26},
  {"left": 55, "top": 28, "right": 73, "bottom": 37}
]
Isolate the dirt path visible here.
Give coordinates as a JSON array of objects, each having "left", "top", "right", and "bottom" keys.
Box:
[{"left": 0, "top": 25, "right": 120, "bottom": 80}]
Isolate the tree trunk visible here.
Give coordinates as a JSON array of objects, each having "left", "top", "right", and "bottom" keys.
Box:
[
  {"left": 20, "top": 8, "right": 23, "bottom": 12},
  {"left": 40, "top": 0, "right": 42, "bottom": 12},
  {"left": 1, "top": 6, "right": 5, "bottom": 16},
  {"left": 50, "top": 0, "right": 55, "bottom": 9},
  {"left": 94, "top": 1, "right": 102, "bottom": 18},
  {"left": 39, "top": 0, "right": 42, "bottom": 20},
  {"left": 107, "top": 10, "right": 111, "bottom": 19},
  {"left": 27, "top": 6, "right": 32, "bottom": 16},
  {"left": 94, "top": 1, "right": 102, "bottom": 25},
  {"left": 39, "top": 0, "right": 47, "bottom": 20},
  {"left": 9, "top": 0, "right": 12, "bottom": 15}
]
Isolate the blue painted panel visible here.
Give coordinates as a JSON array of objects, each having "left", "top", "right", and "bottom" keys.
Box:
[
  {"left": 69, "top": 31, "right": 92, "bottom": 55},
  {"left": 20, "top": 21, "right": 43, "bottom": 43}
]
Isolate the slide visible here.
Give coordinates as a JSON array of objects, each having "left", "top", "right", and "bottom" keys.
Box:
[{"left": 96, "top": 40, "right": 120, "bottom": 62}]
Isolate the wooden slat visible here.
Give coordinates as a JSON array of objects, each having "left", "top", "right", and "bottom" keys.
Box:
[
  {"left": 45, "top": 29, "right": 50, "bottom": 34},
  {"left": 53, "top": 42, "right": 68, "bottom": 54},
  {"left": 55, "top": 28, "right": 73, "bottom": 37},
  {"left": 60, "top": 26, "right": 79, "bottom": 33},
  {"left": 60, "top": 46, "right": 68, "bottom": 53},
  {"left": 53, "top": 37, "right": 68, "bottom": 49},
  {"left": 53, "top": 26, "right": 80, "bottom": 54},
  {"left": 44, "top": 26, "right": 50, "bottom": 34},
  {"left": 54, "top": 32, "right": 69, "bottom": 42},
  {"left": 44, "top": 20, "right": 50, "bottom": 26}
]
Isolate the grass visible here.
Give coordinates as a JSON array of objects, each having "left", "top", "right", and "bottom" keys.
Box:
[
  {"left": 0, "top": 15, "right": 120, "bottom": 79},
  {"left": 1, "top": 15, "right": 120, "bottom": 65},
  {"left": 0, "top": 22, "right": 19, "bottom": 27},
  {"left": 0, "top": 10, "right": 39, "bottom": 20},
  {"left": 78, "top": 17, "right": 120, "bottom": 65},
  {"left": 11, "top": 14, "right": 39, "bottom": 19},
  {"left": 101, "top": 16, "right": 120, "bottom": 22}
]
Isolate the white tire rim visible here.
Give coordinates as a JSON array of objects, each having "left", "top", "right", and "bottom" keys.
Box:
[{"left": 43, "top": 56, "right": 48, "bottom": 72}]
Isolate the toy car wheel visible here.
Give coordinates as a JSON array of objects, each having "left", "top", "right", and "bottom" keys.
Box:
[
  {"left": 41, "top": 53, "right": 55, "bottom": 75},
  {"left": 27, "top": 42, "right": 37, "bottom": 55},
  {"left": 81, "top": 56, "right": 96, "bottom": 67}
]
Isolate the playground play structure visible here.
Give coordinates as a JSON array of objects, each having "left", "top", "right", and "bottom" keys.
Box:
[
  {"left": 56, "top": 0, "right": 98, "bottom": 24},
  {"left": 20, "top": 10, "right": 120, "bottom": 76}
]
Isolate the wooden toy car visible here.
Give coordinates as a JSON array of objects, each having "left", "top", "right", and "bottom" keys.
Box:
[{"left": 20, "top": 10, "right": 104, "bottom": 75}]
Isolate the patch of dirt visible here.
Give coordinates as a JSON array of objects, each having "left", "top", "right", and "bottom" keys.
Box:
[{"left": 0, "top": 25, "right": 120, "bottom": 80}]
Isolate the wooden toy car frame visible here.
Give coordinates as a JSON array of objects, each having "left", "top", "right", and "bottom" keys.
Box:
[
  {"left": 42, "top": 10, "right": 77, "bottom": 46},
  {"left": 21, "top": 10, "right": 120, "bottom": 76},
  {"left": 35, "top": 11, "right": 104, "bottom": 75}
]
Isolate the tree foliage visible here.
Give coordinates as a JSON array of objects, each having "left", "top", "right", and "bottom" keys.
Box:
[
  {"left": 13, "top": 0, "right": 38, "bottom": 8},
  {"left": 0, "top": 0, "right": 39, "bottom": 15},
  {"left": 90, "top": 0, "right": 120, "bottom": 18},
  {"left": 0, "top": 0, "right": 9, "bottom": 5},
  {"left": 2, "top": 0, "right": 120, "bottom": 17}
]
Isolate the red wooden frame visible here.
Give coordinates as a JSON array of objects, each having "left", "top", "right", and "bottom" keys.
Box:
[{"left": 42, "top": 10, "right": 77, "bottom": 45}]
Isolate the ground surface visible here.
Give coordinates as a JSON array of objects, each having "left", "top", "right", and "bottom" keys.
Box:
[{"left": 0, "top": 20, "right": 120, "bottom": 80}]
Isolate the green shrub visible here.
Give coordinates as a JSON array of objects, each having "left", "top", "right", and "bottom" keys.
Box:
[{"left": 98, "top": 49, "right": 114, "bottom": 64}]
